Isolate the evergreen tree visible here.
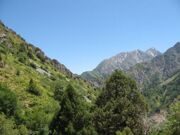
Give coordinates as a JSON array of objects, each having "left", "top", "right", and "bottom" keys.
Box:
[
  {"left": 50, "top": 84, "right": 97, "bottom": 135},
  {"left": 94, "top": 71, "right": 148, "bottom": 135}
]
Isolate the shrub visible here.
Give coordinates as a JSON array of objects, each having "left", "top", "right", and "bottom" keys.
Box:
[
  {"left": 18, "top": 53, "right": 27, "bottom": 64},
  {"left": 16, "top": 70, "right": 20, "bottom": 76},
  {"left": 27, "top": 51, "right": 34, "bottom": 59},
  {"left": 29, "top": 63, "right": 37, "bottom": 69},
  {"left": 19, "top": 44, "right": 27, "bottom": 52},
  {"left": 0, "top": 113, "right": 19, "bottom": 135},
  {"left": 25, "top": 110, "right": 49, "bottom": 135},
  {"left": 54, "top": 84, "right": 64, "bottom": 102},
  {"left": 36, "top": 52, "right": 45, "bottom": 62},
  {"left": 0, "top": 54, "right": 3, "bottom": 61},
  {"left": 0, "top": 114, "right": 28, "bottom": 135},
  {"left": 0, "top": 54, "right": 5, "bottom": 68},
  {"left": 27, "top": 79, "right": 41, "bottom": 96},
  {"left": 0, "top": 85, "right": 18, "bottom": 116}
]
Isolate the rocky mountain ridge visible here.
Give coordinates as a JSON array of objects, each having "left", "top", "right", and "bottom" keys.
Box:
[
  {"left": 128, "top": 42, "right": 180, "bottom": 86},
  {"left": 81, "top": 48, "right": 161, "bottom": 86}
]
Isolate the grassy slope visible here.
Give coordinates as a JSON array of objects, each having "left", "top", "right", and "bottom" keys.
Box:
[{"left": 0, "top": 21, "right": 97, "bottom": 131}]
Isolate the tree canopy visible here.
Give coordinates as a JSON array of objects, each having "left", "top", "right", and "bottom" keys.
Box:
[{"left": 94, "top": 70, "right": 148, "bottom": 135}]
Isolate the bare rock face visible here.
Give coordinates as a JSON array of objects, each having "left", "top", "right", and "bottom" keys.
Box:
[
  {"left": 81, "top": 49, "right": 161, "bottom": 87},
  {"left": 146, "top": 48, "right": 161, "bottom": 57}
]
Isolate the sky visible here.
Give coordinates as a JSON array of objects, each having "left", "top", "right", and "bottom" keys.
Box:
[{"left": 0, "top": 0, "right": 180, "bottom": 74}]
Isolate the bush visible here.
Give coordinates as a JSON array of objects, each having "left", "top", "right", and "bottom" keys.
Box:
[
  {"left": 54, "top": 84, "right": 64, "bottom": 102},
  {"left": 27, "top": 51, "right": 34, "bottom": 59},
  {"left": 27, "top": 79, "right": 41, "bottom": 96},
  {"left": 0, "top": 44, "right": 7, "bottom": 54},
  {"left": 25, "top": 110, "right": 49, "bottom": 135},
  {"left": 18, "top": 53, "right": 27, "bottom": 64},
  {"left": 36, "top": 52, "right": 45, "bottom": 62},
  {"left": 16, "top": 70, "right": 20, "bottom": 76},
  {"left": 0, "top": 54, "right": 5, "bottom": 68},
  {"left": 19, "top": 44, "right": 27, "bottom": 52},
  {"left": 0, "top": 54, "right": 3, "bottom": 61},
  {"left": 0, "top": 85, "right": 18, "bottom": 116},
  {"left": 0, "top": 113, "right": 19, "bottom": 135},
  {"left": 29, "top": 63, "right": 37, "bottom": 69},
  {"left": 0, "top": 114, "right": 28, "bottom": 135}
]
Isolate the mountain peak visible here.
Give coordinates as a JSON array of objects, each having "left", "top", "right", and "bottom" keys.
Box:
[
  {"left": 146, "top": 48, "right": 161, "bottom": 57},
  {"left": 174, "top": 42, "right": 180, "bottom": 48},
  {"left": 81, "top": 48, "right": 160, "bottom": 86}
]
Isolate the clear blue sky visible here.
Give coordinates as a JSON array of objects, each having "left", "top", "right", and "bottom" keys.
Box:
[{"left": 0, "top": 0, "right": 180, "bottom": 74}]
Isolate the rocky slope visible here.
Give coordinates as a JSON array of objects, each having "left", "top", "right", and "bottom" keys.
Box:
[
  {"left": 128, "top": 42, "right": 180, "bottom": 86},
  {"left": 81, "top": 48, "right": 161, "bottom": 86}
]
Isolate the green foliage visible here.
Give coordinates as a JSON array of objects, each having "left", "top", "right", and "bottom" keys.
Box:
[
  {"left": 0, "top": 44, "right": 8, "bottom": 54},
  {"left": 144, "top": 72, "right": 180, "bottom": 112},
  {"left": 0, "top": 113, "right": 19, "bottom": 135},
  {"left": 54, "top": 83, "right": 64, "bottom": 102},
  {"left": 0, "top": 113, "right": 28, "bottom": 135},
  {"left": 25, "top": 110, "right": 50, "bottom": 135},
  {"left": 18, "top": 52, "right": 27, "bottom": 64},
  {"left": 18, "top": 125, "right": 29, "bottom": 135},
  {"left": 19, "top": 44, "right": 27, "bottom": 52},
  {"left": 169, "top": 102, "right": 180, "bottom": 135},
  {"left": 0, "top": 54, "right": 5, "bottom": 68},
  {"left": 16, "top": 70, "right": 20, "bottom": 76},
  {"left": 29, "top": 62, "right": 37, "bottom": 69},
  {"left": 0, "top": 22, "right": 96, "bottom": 135},
  {"left": 0, "top": 85, "right": 17, "bottom": 116},
  {"left": 94, "top": 71, "right": 148, "bottom": 135},
  {"left": 27, "top": 51, "right": 34, "bottom": 59},
  {"left": 50, "top": 84, "right": 97, "bottom": 135},
  {"left": 150, "top": 101, "right": 180, "bottom": 135},
  {"left": 116, "top": 127, "right": 134, "bottom": 135},
  {"left": 36, "top": 52, "right": 45, "bottom": 62},
  {"left": 27, "top": 79, "right": 41, "bottom": 96},
  {"left": 0, "top": 54, "right": 3, "bottom": 61}
]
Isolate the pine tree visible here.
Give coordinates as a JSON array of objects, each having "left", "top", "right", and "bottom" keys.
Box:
[
  {"left": 49, "top": 84, "right": 97, "bottom": 135},
  {"left": 94, "top": 70, "right": 148, "bottom": 135}
]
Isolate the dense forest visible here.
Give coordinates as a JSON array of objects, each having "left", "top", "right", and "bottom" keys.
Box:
[{"left": 0, "top": 21, "right": 179, "bottom": 135}]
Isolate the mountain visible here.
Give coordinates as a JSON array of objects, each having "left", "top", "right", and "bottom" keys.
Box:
[
  {"left": 81, "top": 48, "right": 161, "bottom": 87},
  {"left": 125, "top": 43, "right": 180, "bottom": 112},
  {"left": 128, "top": 42, "right": 180, "bottom": 86},
  {"left": 0, "top": 21, "right": 97, "bottom": 134},
  {"left": 0, "top": 21, "right": 179, "bottom": 134},
  {"left": 143, "top": 70, "right": 180, "bottom": 111}
]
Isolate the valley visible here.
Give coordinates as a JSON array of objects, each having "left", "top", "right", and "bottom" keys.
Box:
[{"left": 0, "top": 21, "right": 179, "bottom": 135}]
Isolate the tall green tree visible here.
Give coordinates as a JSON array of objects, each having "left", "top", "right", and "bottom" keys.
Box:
[
  {"left": 94, "top": 71, "right": 148, "bottom": 135},
  {"left": 50, "top": 84, "right": 97, "bottom": 135}
]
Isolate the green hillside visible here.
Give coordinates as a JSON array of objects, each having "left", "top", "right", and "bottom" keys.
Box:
[
  {"left": 0, "top": 21, "right": 97, "bottom": 134},
  {"left": 143, "top": 71, "right": 180, "bottom": 112}
]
